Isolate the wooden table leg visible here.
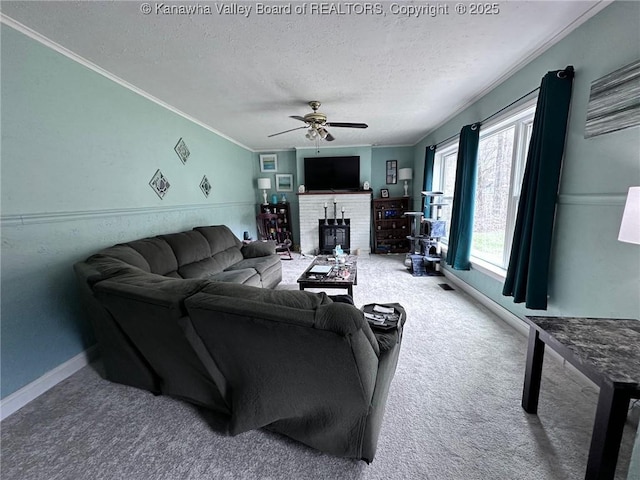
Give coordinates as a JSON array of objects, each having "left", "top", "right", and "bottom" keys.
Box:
[
  {"left": 522, "top": 326, "right": 545, "bottom": 414},
  {"left": 585, "top": 382, "right": 630, "bottom": 480}
]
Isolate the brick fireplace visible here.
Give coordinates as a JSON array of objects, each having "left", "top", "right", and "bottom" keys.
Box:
[{"left": 297, "top": 192, "right": 372, "bottom": 255}]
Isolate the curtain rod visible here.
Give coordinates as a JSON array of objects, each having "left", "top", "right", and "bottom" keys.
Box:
[
  {"left": 428, "top": 86, "right": 539, "bottom": 150},
  {"left": 427, "top": 66, "right": 574, "bottom": 151}
]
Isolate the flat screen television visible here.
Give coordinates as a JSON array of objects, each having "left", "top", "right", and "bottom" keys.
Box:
[{"left": 304, "top": 156, "right": 360, "bottom": 191}]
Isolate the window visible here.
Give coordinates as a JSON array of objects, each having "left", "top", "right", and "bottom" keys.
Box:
[
  {"left": 431, "top": 143, "right": 458, "bottom": 231},
  {"left": 432, "top": 102, "right": 536, "bottom": 272}
]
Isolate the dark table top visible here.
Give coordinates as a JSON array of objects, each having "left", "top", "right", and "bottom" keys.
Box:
[
  {"left": 297, "top": 255, "right": 357, "bottom": 285},
  {"left": 526, "top": 316, "right": 640, "bottom": 387}
]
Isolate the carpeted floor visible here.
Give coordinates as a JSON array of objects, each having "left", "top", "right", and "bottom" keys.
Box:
[{"left": 1, "top": 253, "right": 637, "bottom": 479}]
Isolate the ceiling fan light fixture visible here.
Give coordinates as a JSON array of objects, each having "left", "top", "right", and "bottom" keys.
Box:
[{"left": 306, "top": 127, "right": 319, "bottom": 141}]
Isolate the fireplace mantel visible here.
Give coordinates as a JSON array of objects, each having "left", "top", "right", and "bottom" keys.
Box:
[{"left": 297, "top": 191, "right": 373, "bottom": 196}]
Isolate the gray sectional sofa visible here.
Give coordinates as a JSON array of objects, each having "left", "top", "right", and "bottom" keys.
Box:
[{"left": 74, "top": 225, "right": 405, "bottom": 462}]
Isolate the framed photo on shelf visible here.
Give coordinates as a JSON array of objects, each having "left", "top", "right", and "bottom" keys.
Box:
[
  {"left": 386, "top": 160, "right": 397, "bottom": 184},
  {"left": 380, "top": 188, "right": 390, "bottom": 198},
  {"left": 260, "top": 154, "right": 278, "bottom": 173},
  {"left": 276, "top": 174, "right": 293, "bottom": 192}
]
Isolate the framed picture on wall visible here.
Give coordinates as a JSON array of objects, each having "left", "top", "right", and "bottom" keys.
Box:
[
  {"left": 381, "top": 188, "right": 390, "bottom": 198},
  {"left": 276, "top": 174, "right": 293, "bottom": 192},
  {"left": 386, "top": 160, "right": 397, "bottom": 184},
  {"left": 260, "top": 154, "right": 278, "bottom": 172}
]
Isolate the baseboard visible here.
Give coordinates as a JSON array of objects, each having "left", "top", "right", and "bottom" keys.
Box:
[
  {"left": 442, "top": 270, "right": 529, "bottom": 337},
  {"left": 442, "top": 271, "right": 597, "bottom": 391},
  {"left": 1, "top": 346, "right": 99, "bottom": 421}
]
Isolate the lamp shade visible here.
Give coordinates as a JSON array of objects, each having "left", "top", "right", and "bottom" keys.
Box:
[
  {"left": 398, "top": 168, "right": 413, "bottom": 181},
  {"left": 618, "top": 186, "right": 640, "bottom": 244},
  {"left": 257, "top": 178, "right": 272, "bottom": 190}
]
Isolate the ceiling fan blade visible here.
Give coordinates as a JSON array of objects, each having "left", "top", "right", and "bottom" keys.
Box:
[
  {"left": 289, "top": 115, "right": 308, "bottom": 123},
  {"left": 268, "top": 126, "right": 307, "bottom": 138},
  {"left": 325, "top": 122, "right": 368, "bottom": 129},
  {"left": 325, "top": 132, "right": 335, "bottom": 142}
]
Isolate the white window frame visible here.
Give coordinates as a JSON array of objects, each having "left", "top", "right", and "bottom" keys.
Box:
[
  {"left": 431, "top": 140, "right": 458, "bottom": 241},
  {"left": 432, "top": 99, "right": 537, "bottom": 278}
]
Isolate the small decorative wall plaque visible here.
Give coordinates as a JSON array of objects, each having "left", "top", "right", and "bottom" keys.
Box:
[
  {"left": 174, "top": 137, "right": 190, "bottom": 164},
  {"left": 200, "top": 175, "right": 211, "bottom": 197},
  {"left": 149, "top": 169, "right": 170, "bottom": 199}
]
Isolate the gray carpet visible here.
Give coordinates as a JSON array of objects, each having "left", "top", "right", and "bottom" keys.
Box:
[{"left": 1, "top": 254, "right": 637, "bottom": 479}]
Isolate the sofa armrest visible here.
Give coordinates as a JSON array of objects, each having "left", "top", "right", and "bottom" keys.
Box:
[
  {"left": 315, "top": 303, "right": 380, "bottom": 356},
  {"left": 241, "top": 240, "right": 276, "bottom": 258}
]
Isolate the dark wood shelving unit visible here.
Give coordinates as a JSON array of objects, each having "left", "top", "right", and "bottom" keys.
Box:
[
  {"left": 258, "top": 202, "right": 293, "bottom": 245},
  {"left": 372, "top": 197, "right": 411, "bottom": 254}
]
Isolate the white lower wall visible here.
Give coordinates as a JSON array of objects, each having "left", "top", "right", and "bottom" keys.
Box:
[{"left": 298, "top": 193, "right": 372, "bottom": 255}]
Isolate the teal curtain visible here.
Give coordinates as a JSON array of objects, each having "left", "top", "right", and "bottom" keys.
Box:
[
  {"left": 423, "top": 145, "right": 436, "bottom": 216},
  {"left": 445, "top": 124, "right": 480, "bottom": 270},
  {"left": 502, "top": 67, "right": 574, "bottom": 309}
]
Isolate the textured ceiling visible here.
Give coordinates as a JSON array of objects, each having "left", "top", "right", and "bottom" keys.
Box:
[{"left": 1, "top": 1, "right": 609, "bottom": 151}]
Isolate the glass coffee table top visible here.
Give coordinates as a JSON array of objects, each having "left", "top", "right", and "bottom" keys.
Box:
[{"left": 297, "top": 255, "right": 358, "bottom": 295}]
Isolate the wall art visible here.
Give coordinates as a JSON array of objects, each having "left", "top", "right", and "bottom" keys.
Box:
[
  {"left": 175, "top": 137, "right": 190, "bottom": 164},
  {"left": 260, "top": 154, "right": 278, "bottom": 172},
  {"left": 585, "top": 59, "right": 640, "bottom": 138},
  {"left": 149, "top": 169, "right": 170, "bottom": 199},
  {"left": 276, "top": 174, "right": 293, "bottom": 192},
  {"left": 386, "top": 160, "right": 397, "bottom": 184},
  {"left": 200, "top": 175, "right": 211, "bottom": 197}
]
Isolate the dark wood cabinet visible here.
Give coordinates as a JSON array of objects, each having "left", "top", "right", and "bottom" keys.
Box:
[
  {"left": 258, "top": 202, "right": 293, "bottom": 245},
  {"left": 372, "top": 197, "right": 411, "bottom": 254}
]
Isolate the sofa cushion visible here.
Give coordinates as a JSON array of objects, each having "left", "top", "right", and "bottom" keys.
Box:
[
  {"left": 200, "top": 282, "right": 333, "bottom": 310},
  {"left": 226, "top": 255, "right": 280, "bottom": 277},
  {"left": 83, "top": 255, "right": 142, "bottom": 284},
  {"left": 126, "top": 237, "right": 179, "bottom": 277},
  {"left": 97, "top": 244, "right": 151, "bottom": 272},
  {"left": 208, "top": 269, "right": 261, "bottom": 286},
  {"left": 241, "top": 241, "right": 276, "bottom": 258},
  {"left": 104, "top": 269, "right": 209, "bottom": 295},
  {"left": 194, "top": 226, "right": 242, "bottom": 254},
  {"left": 160, "top": 231, "right": 212, "bottom": 267},
  {"left": 178, "top": 257, "right": 225, "bottom": 279}
]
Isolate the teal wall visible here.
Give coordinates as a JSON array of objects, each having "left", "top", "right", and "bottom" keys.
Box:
[
  {"left": 251, "top": 150, "right": 299, "bottom": 246},
  {"left": 372, "top": 146, "right": 415, "bottom": 203},
  {"left": 0, "top": 25, "right": 256, "bottom": 398},
  {"left": 413, "top": 1, "right": 640, "bottom": 321}
]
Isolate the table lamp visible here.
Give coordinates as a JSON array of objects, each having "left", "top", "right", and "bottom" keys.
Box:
[
  {"left": 258, "top": 178, "right": 272, "bottom": 205},
  {"left": 399, "top": 168, "right": 413, "bottom": 197},
  {"left": 618, "top": 186, "right": 640, "bottom": 244}
]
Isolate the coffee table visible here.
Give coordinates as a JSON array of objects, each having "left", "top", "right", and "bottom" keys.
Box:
[{"left": 297, "top": 255, "right": 358, "bottom": 297}]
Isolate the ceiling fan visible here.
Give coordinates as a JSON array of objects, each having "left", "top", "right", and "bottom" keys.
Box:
[{"left": 268, "top": 101, "right": 368, "bottom": 142}]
